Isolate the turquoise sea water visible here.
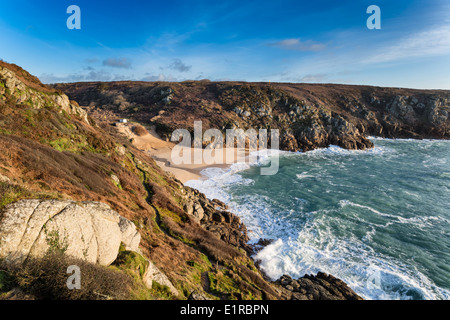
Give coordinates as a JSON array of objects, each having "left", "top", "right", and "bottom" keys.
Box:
[{"left": 186, "top": 138, "right": 450, "bottom": 300}]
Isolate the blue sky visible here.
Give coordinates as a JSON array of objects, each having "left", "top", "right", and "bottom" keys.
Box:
[{"left": 0, "top": 0, "right": 449, "bottom": 88}]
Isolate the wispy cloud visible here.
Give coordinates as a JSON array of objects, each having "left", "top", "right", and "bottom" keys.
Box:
[
  {"left": 40, "top": 69, "right": 128, "bottom": 83},
  {"left": 268, "top": 38, "right": 326, "bottom": 52},
  {"left": 102, "top": 57, "right": 132, "bottom": 69},
  {"left": 270, "top": 71, "right": 330, "bottom": 83},
  {"left": 168, "top": 58, "right": 192, "bottom": 72},
  {"left": 141, "top": 73, "right": 177, "bottom": 82},
  {"left": 364, "top": 25, "right": 450, "bottom": 64},
  {"left": 299, "top": 73, "right": 329, "bottom": 82}
]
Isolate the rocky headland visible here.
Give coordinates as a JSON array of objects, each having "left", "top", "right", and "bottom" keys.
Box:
[{"left": 54, "top": 80, "right": 449, "bottom": 152}]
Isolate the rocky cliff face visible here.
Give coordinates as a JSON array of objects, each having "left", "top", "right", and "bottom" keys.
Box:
[{"left": 54, "top": 81, "right": 449, "bottom": 152}]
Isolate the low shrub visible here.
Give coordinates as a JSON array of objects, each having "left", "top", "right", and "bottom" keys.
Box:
[
  {"left": 4, "top": 253, "right": 133, "bottom": 300},
  {"left": 132, "top": 125, "right": 149, "bottom": 136}
]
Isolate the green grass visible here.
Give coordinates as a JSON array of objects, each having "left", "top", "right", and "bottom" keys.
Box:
[
  {"left": 0, "top": 181, "right": 63, "bottom": 211},
  {"left": 207, "top": 267, "right": 260, "bottom": 300},
  {"left": 114, "top": 246, "right": 149, "bottom": 279},
  {"left": 15, "top": 88, "right": 24, "bottom": 96},
  {"left": 199, "top": 253, "right": 212, "bottom": 268},
  {"left": 111, "top": 177, "right": 123, "bottom": 190},
  {"left": 49, "top": 138, "right": 73, "bottom": 152},
  {"left": 112, "top": 246, "right": 176, "bottom": 300},
  {"left": 0, "top": 182, "right": 31, "bottom": 210},
  {"left": 208, "top": 270, "right": 239, "bottom": 299},
  {"left": 48, "top": 136, "right": 95, "bottom": 154},
  {"left": 25, "top": 109, "right": 35, "bottom": 127},
  {"left": 158, "top": 207, "right": 184, "bottom": 224}
]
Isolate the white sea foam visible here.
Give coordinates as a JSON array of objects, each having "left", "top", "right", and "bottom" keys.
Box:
[
  {"left": 339, "top": 200, "right": 450, "bottom": 228},
  {"left": 186, "top": 163, "right": 254, "bottom": 202},
  {"left": 367, "top": 136, "right": 450, "bottom": 142},
  {"left": 254, "top": 218, "right": 450, "bottom": 300},
  {"left": 185, "top": 141, "right": 450, "bottom": 300},
  {"left": 298, "top": 144, "right": 394, "bottom": 157},
  {"left": 296, "top": 172, "right": 314, "bottom": 179}
]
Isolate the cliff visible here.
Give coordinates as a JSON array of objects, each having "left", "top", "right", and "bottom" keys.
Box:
[{"left": 53, "top": 81, "right": 449, "bottom": 152}]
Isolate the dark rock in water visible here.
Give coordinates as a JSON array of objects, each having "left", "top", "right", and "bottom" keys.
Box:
[
  {"left": 250, "top": 238, "right": 275, "bottom": 255},
  {"left": 275, "top": 272, "right": 363, "bottom": 300},
  {"left": 256, "top": 238, "right": 274, "bottom": 247}
]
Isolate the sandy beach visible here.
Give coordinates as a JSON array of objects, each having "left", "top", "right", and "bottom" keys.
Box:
[{"left": 116, "top": 122, "right": 247, "bottom": 184}]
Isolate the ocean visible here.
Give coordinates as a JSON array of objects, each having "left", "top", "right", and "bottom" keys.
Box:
[{"left": 186, "top": 138, "right": 450, "bottom": 300}]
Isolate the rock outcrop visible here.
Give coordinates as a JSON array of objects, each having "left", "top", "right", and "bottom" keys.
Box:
[
  {"left": 275, "top": 273, "right": 362, "bottom": 300},
  {"left": 0, "top": 199, "right": 140, "bottom": 266},
  {"left": 188, "top": 290, "right": 211, "bottom": 300},
  {"left": 183, "top": 186, "right": 252, "bottom": 253},
  {"left": 0, "top": 63, "right": 89, "bottom": 124},
  {"left": 143, "top": 259, "right": 179, "bottom": 296}
]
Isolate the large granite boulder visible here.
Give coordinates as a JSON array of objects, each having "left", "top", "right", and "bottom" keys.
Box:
[{"left": 0, "top": 200, "right": 140, "bottom": 266}]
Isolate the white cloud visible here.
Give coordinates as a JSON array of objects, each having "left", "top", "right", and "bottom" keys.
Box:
[
  {"left": 364, "top": 25, "right": 450, "bottom": 64},
  {"left": 298, "top": 73, "right": 329, "bottom": 82},
  {"left": 40, "top": 69, "right": 129, "bottom": 83},
  {"left": 141, "top": 73, "right": 177, "bottom": 82}
]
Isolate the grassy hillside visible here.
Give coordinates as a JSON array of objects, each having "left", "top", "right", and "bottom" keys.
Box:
[{"left": 0, "top": 61, "right": 279, "bottom": 300}]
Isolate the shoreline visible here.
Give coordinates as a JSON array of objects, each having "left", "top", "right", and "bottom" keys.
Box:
[
  {"left": 117, "top": 123, "right": 450, "bottom": 185},
  {"left": 117, "top": 122, "right": 250, "bottom": 184}
]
